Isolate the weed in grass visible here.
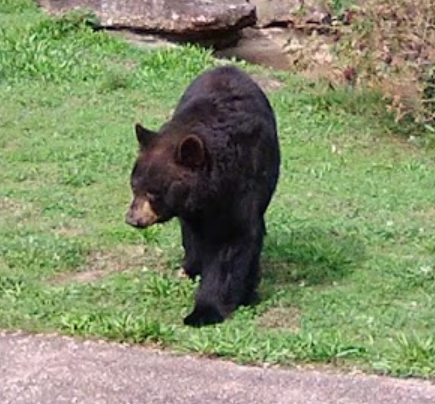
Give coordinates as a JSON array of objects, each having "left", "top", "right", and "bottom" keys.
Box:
[
  {"left": 374, "top": 334, "right": 435, "bottom": 378},
  {"left": 59, "top": 311, "right": 176, "bottom": 344},
  {"left": 97, "top": 69, "right": 133, "bottom": 94},
  {"left": 0, "top": 275, "right": 27, "bottom": 300}
]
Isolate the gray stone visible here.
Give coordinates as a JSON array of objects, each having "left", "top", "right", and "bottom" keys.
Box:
[
  {"left": 35, "top": 0, "right": 256, "bottom": 36},
  {"left": 215, "top": 27, "right": 292, "bottom": 70},
  {"left": 248, "top": 0, "right": 330, "bottom": 27}
]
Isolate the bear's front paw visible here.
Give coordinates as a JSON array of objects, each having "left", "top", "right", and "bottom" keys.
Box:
[
  {"left": 181, "top": 262, "right": 201, "bottom": 280},
  {"left": 183, "top": 304, "right": 224, "bottom": 327}
]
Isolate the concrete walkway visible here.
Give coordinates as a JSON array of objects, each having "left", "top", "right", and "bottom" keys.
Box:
[{"left": 1, "top": 332, "right": 434, "bottom": 404}]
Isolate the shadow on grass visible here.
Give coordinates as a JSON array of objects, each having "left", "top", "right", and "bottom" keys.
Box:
[{"left": 260, "top": 224, "right": 366, "bottom": 299}]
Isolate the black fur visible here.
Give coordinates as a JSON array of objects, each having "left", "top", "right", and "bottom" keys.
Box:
[{"left": 127, "top": 66, "right": 280, "bottom": 327}]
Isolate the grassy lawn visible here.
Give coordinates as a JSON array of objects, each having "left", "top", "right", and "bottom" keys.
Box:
[{"left": 1, "top": 0, "right": 435, "bottom": 378}]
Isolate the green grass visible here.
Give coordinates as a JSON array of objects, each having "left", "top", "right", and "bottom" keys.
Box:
[{"left": 1, "top": 1, "right": 435, "bottom": 378}]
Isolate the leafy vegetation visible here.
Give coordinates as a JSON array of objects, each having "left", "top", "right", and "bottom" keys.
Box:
[
  {"left": 332, "top": 0, "right": 435, "bottom": 125},
  {"left": 1, "top": 3, "right": 435, "bottom": 378},
  {"left": 290, "top": 0, "right": 435, "bottom": 128}
]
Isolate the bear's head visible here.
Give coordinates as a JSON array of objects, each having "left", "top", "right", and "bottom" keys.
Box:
[{"left": 126, "top": 123, "right": 206, "bottom": 229}]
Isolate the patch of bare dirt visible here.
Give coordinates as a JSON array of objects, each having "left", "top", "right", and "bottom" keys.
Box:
[
  {"left": 412, "top": 207, "right": 435, "bottom": 223},
  {"left": 53, "top": 244, "right": 146, "bottom": 284},
  {"left": 51, "top": 224, "right": 87, "bottom": 237},
  {"left": 251, "top": 73, "right": 285, "bottom": 92},
  {"left": 257, "top": 306, "right": 301, "bottom": 332},
  {"left": 0, "top": 197, "right": 30, "bottom": 218}
]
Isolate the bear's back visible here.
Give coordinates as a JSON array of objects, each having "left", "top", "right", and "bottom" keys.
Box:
[
  {"left": 170, "top": 66, "right": 278, "bottom": 171},
  {"left": 174, "top": 66, "right": 274, "bottom": 127}
]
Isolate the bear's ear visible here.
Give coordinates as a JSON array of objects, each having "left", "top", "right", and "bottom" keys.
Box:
[
  {"left": 176, "top": 135, "right": 205, "bottom": 169},
  {"left": 135, "top": 123, "right": 156, "bottom": 148}
]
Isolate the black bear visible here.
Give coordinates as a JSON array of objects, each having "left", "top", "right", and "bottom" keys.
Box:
[{"left": 126, "top": 65, "right": 280, "bottom": 327}]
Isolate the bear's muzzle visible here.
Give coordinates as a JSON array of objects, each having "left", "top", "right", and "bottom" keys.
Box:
[{"left": 126, "top": 196, "right": 158, "bottom": 229}]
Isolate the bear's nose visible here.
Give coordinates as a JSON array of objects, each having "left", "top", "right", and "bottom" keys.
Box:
[{"left": 125, "top": 212, "right": 144, "bottom": 228}]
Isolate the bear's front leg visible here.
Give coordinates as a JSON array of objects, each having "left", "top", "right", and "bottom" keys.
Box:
[
  {"left": 180, "top": 220, "right": 202, "bottom": 280},
  {"left": 183, "top": 229, "right": 263, "bottom": 327}
]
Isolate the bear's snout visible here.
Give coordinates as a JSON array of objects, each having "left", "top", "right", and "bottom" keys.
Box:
[{"left": 126, "top": 197, "right": 158, "bottom": 229}]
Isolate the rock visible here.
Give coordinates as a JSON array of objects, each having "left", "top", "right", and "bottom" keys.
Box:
[
  {"left": 248, "top": 0, "right": 294, "bottom": 27},
  {"left": 107, "top": 29, "right": 179, "bottom": 51},
  {"left": 248, "top": 0, "right": 330, "bottom": 27},
  {"left": 215, "top": 27, "right": 292, "bottom": 70},
  {"left": 215, "top": 25, "right": 337, "bottom": 76},
  {"left": 35, "top": 0, "right": 256, "bottom": 36}
]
